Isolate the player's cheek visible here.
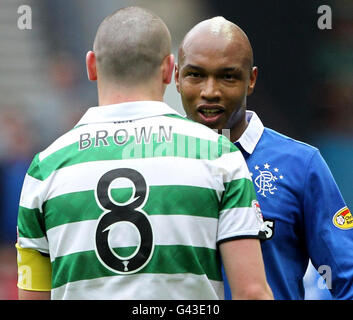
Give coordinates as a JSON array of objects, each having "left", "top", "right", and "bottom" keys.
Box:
[{"left": 181, "top": 85, "right": 198, "bottom": 111}]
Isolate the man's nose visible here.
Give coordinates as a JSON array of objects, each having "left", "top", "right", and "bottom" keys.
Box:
[{"left": 200, "top": 77, "right": 221, "bottom": 101}]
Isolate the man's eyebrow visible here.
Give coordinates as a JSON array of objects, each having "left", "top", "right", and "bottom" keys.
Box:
[
  {"left": 221, "top": 67, "right": 243, "bottom": 73},
  {"left": 182, "top": 64, "right": 243, "bottom": 73},
  {"left": 220, "top": 67, "right": 245, "bottom": 78},
  {"left": 182, "top": 64, "right": 204, "bottom": 71}
]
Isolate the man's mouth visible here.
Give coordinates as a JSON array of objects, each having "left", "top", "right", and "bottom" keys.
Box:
[
  {"left": 197, "top": 105, "right": 225, "bottom": 123},
  {"left": 199, "top": 108, "right": 223, "bottom": 116}
]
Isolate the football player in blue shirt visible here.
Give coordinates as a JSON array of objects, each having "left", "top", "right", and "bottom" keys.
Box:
[{"left": 174, "top": 16, "right": 353, "bottom": 299}]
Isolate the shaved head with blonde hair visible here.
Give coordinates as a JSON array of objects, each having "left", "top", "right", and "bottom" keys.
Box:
[{"left": 93, "top": 6, "right": 172, "bottom": 85}]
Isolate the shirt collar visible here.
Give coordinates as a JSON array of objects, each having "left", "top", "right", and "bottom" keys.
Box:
[
  {"left": 236, "top": 110, "right": 264, "bottom": 155},
  {"left": 75, "top": 101, "right": 181, "bottom": 127}
]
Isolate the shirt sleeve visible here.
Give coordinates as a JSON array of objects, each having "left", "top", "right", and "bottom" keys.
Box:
[
  {"left": 17, "top": 154, "right": 49, "bottom": 255},
  {"left": 303, "top": 150, "right": 353, "bottom": 299},
  {"left": 216, "top": 136, "right": 265, "bottom": 244}
]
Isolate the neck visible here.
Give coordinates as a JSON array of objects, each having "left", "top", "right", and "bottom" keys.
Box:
[
  {"left": 230, "top": 117, "right": 248, "bottom": 142},
  {"left": 97, "top": 81, "right": 165, "bottom": 106},
  {"left": 226, "top": 106, "right": 248, "bottom": 142}
]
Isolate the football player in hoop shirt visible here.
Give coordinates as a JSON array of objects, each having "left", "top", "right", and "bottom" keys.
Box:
[
  {"left": 16, "top": 7, "right": 273, "bottom": 300},
  {"left": 175, "top": 17, "right": 353, "bottom": 299}
]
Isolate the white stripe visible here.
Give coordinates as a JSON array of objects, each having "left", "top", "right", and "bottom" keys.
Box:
[
  {"left": 39, "top": 116, "right": 221, "bottom": 161},
  {"left": 145, "top": 115, "right": 221, "bottom": 141},
  {"left": 217, "top": 207, "right": 263, "bottom": 242},
  {"left": 51, "top": 273, "right": 224, "bottom": 300},
  {"left": 39, "top": 127, "right": 82, "bottom": 162},
  {"left": 74, "top": 101, "right": 180, "bottom": 127},
  {"left": 18, "top": 236, "right": 49, "bottom": 254},
  {"left": 21, "top": 152, "right": 252, "bottom": 209},
  {"left": 47, "top": 215, "right": 218, "bottom": 260},
  {"left": 19, "top": 174, "right": 45, "bottom": 210},
  {"left": 212, "top": 151, "right": 253, "bottom": 182}
]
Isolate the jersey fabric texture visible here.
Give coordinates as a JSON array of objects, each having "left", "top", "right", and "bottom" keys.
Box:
[
  {"left": 17, "top": 101, "right": 263, "bottom": 300},
  {"left": 223, "top": 111, "right": 353, "bottom": 300}
]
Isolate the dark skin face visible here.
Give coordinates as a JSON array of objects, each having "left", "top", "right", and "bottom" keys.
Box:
[{"left": 175, "top": 24, "right": 258, "bottom": 142}]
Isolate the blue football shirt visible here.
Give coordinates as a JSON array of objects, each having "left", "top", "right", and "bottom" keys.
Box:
[{"left": 223, "top": 111, "right": 353, "bottom": 300}]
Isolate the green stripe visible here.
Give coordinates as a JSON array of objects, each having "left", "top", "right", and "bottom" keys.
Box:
[
  {"left": 163, "top": 114, "right": 194, "bottom": 122},
  {"left": 18, "top": 206, "right": 46, "bottom": 238},
  {"left": 32, "top": 133, "right": 235, "bottom": 181},
  {"left": 218, "top": 134, "right": 238, "bottom": 157},
  {"left": 221, "top": 178, "right": 257, "bottom": 210},
  {"left": 43, "top": 185, "right": 219, "bottom": 231},
  {"left": 51, "top": 245, "right": 221, "bottom": 289},
  {"left": 27, "top": 154, "right": 43, "bottom": 180},
  {"left": 163, "top": 115, "right": 238, "bottom": 156},
  {"left": 163, "top": 114, "right": 190, "bottom": 122}
]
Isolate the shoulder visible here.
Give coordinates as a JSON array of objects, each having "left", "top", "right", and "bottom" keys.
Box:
[
  {"left": 163, "top": 114, "right": 221, "bottom": 140},
  {"left": 256, "top": 128, "right": 338, "bottom": 183},
  {"left": 39, "top": 127, "right": 81, "bottom": 162},
  {"left": 264, "top": 127, "right": 317, "bottom": 150},
  {"left": 27, "top": 127, "right": 81, "bottom": 180},
  {"left": 261, "top": 127, "right": 319, "bottom": 158},
  {"left": 162, "top": 114, "right": 207, "bottom": 130},
  {"left": 251, "top": 127, "right": 324, "bottom": 181}
]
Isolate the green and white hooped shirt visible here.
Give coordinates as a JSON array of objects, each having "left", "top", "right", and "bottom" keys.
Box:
[{"left": 17, "top": 101, "right": 263, "bottom": 300}]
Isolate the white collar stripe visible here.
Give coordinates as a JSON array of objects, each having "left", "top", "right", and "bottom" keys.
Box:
[
  {"left": 75, "top": 101, "right": 180, "bottom": 127},
  {"left": 236, "top": 111, "right": 264, "bottom": 154}
]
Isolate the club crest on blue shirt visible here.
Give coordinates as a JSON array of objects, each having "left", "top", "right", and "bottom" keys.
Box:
[{"left": 251, "top": 163, "right": 284, "bottom": 197}]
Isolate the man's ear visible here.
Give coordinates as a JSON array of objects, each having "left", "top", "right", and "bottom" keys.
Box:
[
  {"left": 174, "top": 63, "right": 180, "bottom": 93},
  {"left": 86, "top": 51, "right": 97, "bottom": 81},
  {"left": 247, "top": 66, "right": 258, "bottom": 95},
  {"left": 162, "top": 54, "right": 175, "bottom": 85}
]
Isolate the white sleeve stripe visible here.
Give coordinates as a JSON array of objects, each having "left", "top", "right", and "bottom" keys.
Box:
[
  {"left": 18, "top": 236, "right": 49, "bottom": 254},
  {"left": 217, "top": 207, "right": 262, "bottom": 243}
]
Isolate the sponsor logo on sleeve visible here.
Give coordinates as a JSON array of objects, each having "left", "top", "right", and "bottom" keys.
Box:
[
  {"left": 333, "top": 206, "right": 353, "bottom": 230},
  {"left": 252, "top": 200, "right": 264, "bottom": 222}
]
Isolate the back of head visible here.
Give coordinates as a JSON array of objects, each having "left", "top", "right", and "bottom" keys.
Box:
[{"left": 93, "top": 6, "right": 171, "bottom": 85}]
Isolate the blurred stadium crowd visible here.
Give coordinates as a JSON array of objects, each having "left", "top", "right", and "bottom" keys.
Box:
[{"left": 0, "top": 0, "right": 351, "bottom": 300}]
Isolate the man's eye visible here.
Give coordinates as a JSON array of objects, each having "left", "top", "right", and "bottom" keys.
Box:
[
  {"left": 223, "top": 74, "right": 236, "bottom": 80},
  {"left": 187, "top": 72, "right": 201, "bottom": 78}
]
